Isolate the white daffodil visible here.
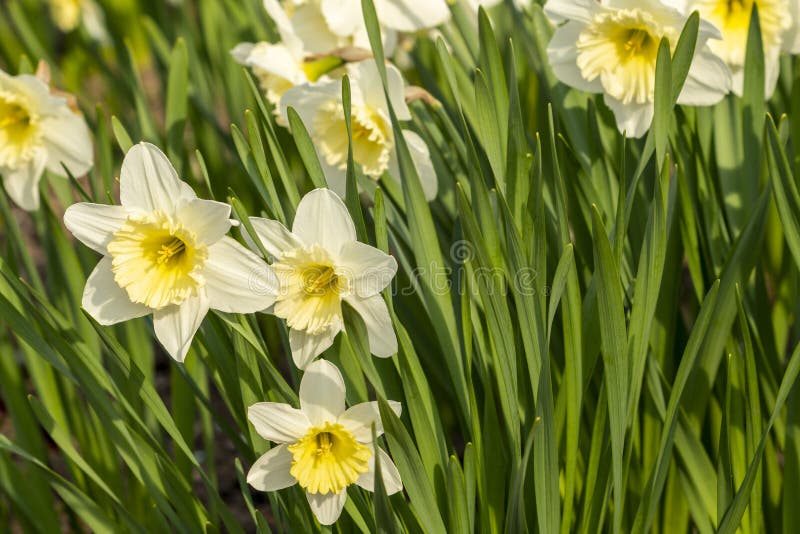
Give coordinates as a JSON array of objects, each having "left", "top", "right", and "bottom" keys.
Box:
[
  {"left": 281, "top": 60, "right": 437, "bottom": 199},
  {"left": 261, "top": 0, "right": 394, "bottom": 55},
  {"left": 545, "top": 0, "right": 732, "bottom": 138},
  {"left": 330, "top": 0, "right": 450, "bottom": 33},
  {"left": 48, "top": 0, "right": 108, "bottom": 41},
  {"left": 673, "top": 0, "right": 800, "bottom": 97},
  {"left": 247, "top": 188, "right": 398, "bottom": 369},
  {"left": 63, "top": 142, "right": 278, "bottom": 362},
  {"left": 0, "top": 68, "right": 93, "bottom": 211},
  {"left": 247, "top": 359, "right": 403, "bottom": 525}
]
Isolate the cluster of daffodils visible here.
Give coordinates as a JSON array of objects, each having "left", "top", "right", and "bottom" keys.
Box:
[
  {"left": 545, "top": 0, "right": 800, "bottom": 137},
  {"left": 233, "top": 1, "right": 439, "bottom": 200},
  {"left": 59, "top": 141, "right": 401, "bottom": 525}
]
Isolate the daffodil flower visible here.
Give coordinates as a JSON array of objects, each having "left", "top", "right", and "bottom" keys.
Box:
[
  {"left": 0, "top": 68, "right": 93, "bottom": 211},
  {"left": 64, "top": 142, "right": 278, "bottom": 361},
  {"left": 247, "top": 188, "right": 397, "bottom": 369},
  {"left": 247, "top": 359, "right": 403, "bottom": 525},
  {"left": 673, "top": 0, "right": 800, "bottom": 97},
  {"left": 48, "top": 0, "right": 108, "bottom": 41},
  {"left": 545, "top": 0, "right": 732, "bottom": 138},
  {"left": 281, "top": 60, "right": 437, "bottom": 199},
  {"left": 321, "top": 0, "right": 450, "bottom": 34}
]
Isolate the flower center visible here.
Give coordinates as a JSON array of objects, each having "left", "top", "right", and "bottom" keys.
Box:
[
  {"left": 107, "top": 211, "right": 208, "bottom": 309},
  {"left": 288, "top": 422, "right": 371, "bottom": 495},
  {"left": 693, "top": 0, "right": 788, "bottom": 68},
  {"left": 576, "top": 9, "right": 675, "bottom": 105},
  {"left": 272, "top": 245, "right": 347, "bottom": 335},
  {"left": 302, "top": 263, "right": 340, "bottom": 295},
  {"left": 313, "top": 100, "right": 392, "bottom": 178},
  {"left": 0, "top": 94, "right": 40, "bottom": 168}
]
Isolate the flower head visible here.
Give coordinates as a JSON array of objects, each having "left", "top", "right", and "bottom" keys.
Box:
[
  {"left": 545, "top": 0, "right": 732, "bottom": 137},
  {"left": 248, "top": 188, "right": 398, "bottom": 369},
  {"left": 281, "top": 60, "right": 437, "bottom": 199},
  {"left": 64, "top": 142, "right": 278, "bottom": 361},
  {"left": 677, "top": 0, "right": 800, "bottom": 96},
  {"left": 0, "top": 68, "right": 93, "bottom": 210},
  {"left": 247, "top": 359, "right": 403, "bottom": 525}
]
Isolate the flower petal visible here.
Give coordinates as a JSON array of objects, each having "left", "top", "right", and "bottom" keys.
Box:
[
  {"left": 355, "top": 61, "right": 410, "bottom": 121},
  {"left": 63, "top": 203, "right": 131, "bottom": 254},
  {"left": 543, "top": 0, "right": 600, "bottom": 23},
  {"left": 356, "top": 446, "right": 403, "bottom": 495},
  {"left": 603, "top": 97, "right": 654, "bottom": 139},
  {"left": 82, "top": 257, "right": 150, "bottom": 325},
  {"left": 204, "top": 236, "right": 278, "bottom": 313},
  {"left": 247, "top": 444, "right": 298, "bottom": 491},
  {"left": 337, "top": 241, "right": 397, "bottom": 297},
  {"left": 247, "top": 217, "right": 305, "bottom": 259},
  {"left": 547, "top": 22, "right": 604, "bottom": 94},
  {"left": 374, "top": 0, "right": 450, "bottom": 32},
  {"left": 175, "top": 198, "right": 232, "bottom": 246},
  {"left": 344, "top": 294, "right": 397, "bottom": 357},
  {"left": 120, "top": 142, "right": 194, "bottom": 213},
  {"left": 292, "top": 188, "right": 356, "bottom": 254},
  {"left": 289, "top": 326, "right": 340, "bottom": 370},
  {"left": 40, "top": 110, "right": 93, "bottom": 177},
  {"left": 387, "top": 130, "right": 438, "bottom": 201},
  {"left": 306, "top": 491, "right": 347, "bottom": 525},
  {"left": 320, "top": 0, "right": 364, "bottom": 39},
  {"left": 300, "top": 359, "right": 346, "bottom": 425},
  {"left": 248, "top": 402, "right": 311, "bottom": 443},
  {"left": 678, "top": 49, "right": 731, "bottom": 107},
  {"left": 338, "top": 400, "right": 402, "bottom": 442},
  {"left": 1, "top": 149, "right": 47, "bottom": 211},
  {"left": 152, "top": 293, "right": 210, "bottom": 362}
]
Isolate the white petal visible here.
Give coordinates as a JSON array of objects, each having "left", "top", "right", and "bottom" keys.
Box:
[
  {"left": 40, "top": 111, "right": 93, "bottom": 177},
  {"left": 82, "top": 257, "right": 150, "bottom": 325},
  {"left": 374, "top": 0, "right": 450, "bottom": 32},
  {"left": 248, "top": 402, "right": 311, "bottom": 443},
  {"left": 319, "top": 157, "right": 347, "bottom": 198},
  {"left": 320, "top": 0, "right": 364, "bottom": 38},
  {"left": 280, "top": 81, "right": 342, "bottom": 133},
  {"left": 337, "top": 400, "right": 402, "bottom": 442},
  {"left": 604, "top": 97, "right": 654, "bottom": 139},
  {"left": 174, "top": 197, "right": 232, "bottom": 246},
  {"left": 152, "top": 293, "right": 210, "bottom": 362},
  {"left": 247, "top": 445, "right": 298, "bottom": 491},
  {"left": 543, "top": 0, "right": 601, "bottom": 23},
  {"left": 300, "top": 359, "right": 346, "bottom": 425},
  {"left": 63, "top": 203, "right": 131, "bottom": 254},
  {"left": 120, "top": 142, "right": 193, "bottom": 213},
  {"left": 1, "top": 150, "right": 47, "bottom": 211},
  {"left": 203, "top": 236, "right": 278, "bottom": 313},
  {"left": 356, "top": 446, "right": 403, "bottom": 495},
  {"left": 764, "top": 48, "right": 782, "bottom": 100},
  {"left": 337, "top": 241, "right": 397, "bottom": 297},
  {"left": 292, "top": 188, "right": 356, "bottom": 254},
  {"left": 289, "top": 326, "right": 340, "bottom": 370},
  {"left": 784, "top": 0, "right": 800, "bottom": 54},
  {"left": 261, "top": 0, "right": 304, "bottom": 56},
  {"left": 345, "top": 294, "right": 397, "bottom": 358},
  {"left": 401, "top": 130, "right": 438, "bottom": 201},
  {"left": 291, "top": 3, "right": 346, "bottom": 54},
  {"left": 678, "top": 49, "right": 731, "bottom": 106},
  {"left": 355, "top": 61, "right": 410, "bottom": 121},
  {"left": 233, "top": 41, "right": 305, "bottom": 83},
  {"left": 306, "top": 491, "right": 347, "bottom": 525},
  {"left": 247, "top": 217, "right": 305, "bottom": 259},
  {"left": 547, "top": 22, "right": 604, "bottom": 94}
]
